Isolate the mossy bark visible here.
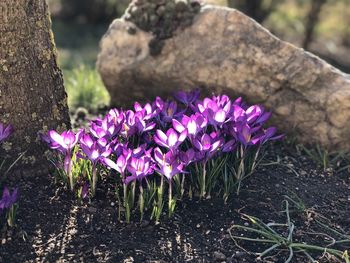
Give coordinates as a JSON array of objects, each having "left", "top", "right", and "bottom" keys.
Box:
[{"left": 0, "top": 0, "right": 70, "bottom": 172}]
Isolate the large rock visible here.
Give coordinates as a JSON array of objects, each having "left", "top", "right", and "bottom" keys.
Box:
[{"left": 97, "top": 5, "right": 350, "bottom": 151}]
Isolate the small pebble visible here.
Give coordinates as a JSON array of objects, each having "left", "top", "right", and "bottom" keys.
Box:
[
  {"left": 234, "top": 251, "right": 245, "bottom": 258},
  {"left": 88, "top": 207, "right": 97, "bottom": 213},
  {"left": 213, "top": 251, "right": 226, "bottom": 261}
]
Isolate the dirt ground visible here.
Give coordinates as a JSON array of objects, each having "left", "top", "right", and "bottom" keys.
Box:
[{"left": 1, "top": 142, "right": 349, "bottom": 263}]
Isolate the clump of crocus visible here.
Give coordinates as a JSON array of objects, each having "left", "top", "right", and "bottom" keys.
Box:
[
  {"left": 80, "top": 133, "right": 111, "bottom": 196},
  {"left": 44, "top": 89, "right": 282, "bottom": 223},
  {"left": 0, "top": 122, "right": 15, "bottom": 178},
  {"left": 0, "top": 122, "right": 19, "bottom": 228},
  {"left": 0, "top": 123, "right": 13, "bottom": 143},
  {"left": 46, "top": 129, "right": 82, "bottom": 191},
  {"left": 0, "top": 187, "right": 18, "bottom": 227}
]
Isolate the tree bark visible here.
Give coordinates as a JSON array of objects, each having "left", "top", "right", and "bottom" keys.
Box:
[
  {"left": 302, "top": 0, "right": 327, "bottom": 49},
  {"left": 0, "top": 0, "right": 70, "bottom": 171}
]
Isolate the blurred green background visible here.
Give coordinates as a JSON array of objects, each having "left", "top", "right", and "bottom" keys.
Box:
[{"left": 48, "top": 0, "right": 350, "bottom": 112}]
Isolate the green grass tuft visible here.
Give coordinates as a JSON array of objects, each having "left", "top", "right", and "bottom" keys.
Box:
[{"left": 64, "top": 66, "right": 110, "bottom": 111}]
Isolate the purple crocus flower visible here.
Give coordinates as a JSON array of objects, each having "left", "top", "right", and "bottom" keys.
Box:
[
  {"left": 193, "top": 133, "right": 222, "bottom": 152},
  {"left": 135, "top": 117, "right": 156, "bottom": 134},
  {"left": 48, "top": 129, "right": 82, "bottom": 190},
  {"left": 173, "top": 89, "right": 200, "bottom": 106},
  {"left": 154, "top": 128, "right": 187, "bottom": 152},
  {"left": 125, "top": 155, "right": 154, "bottom": 184},
  {"left": 120, "top": 110, "right": 139, "bottom": 137},
  {"left": 131, "top": 144, "right": 152, "bottom": 159},
  {"left": 0, "top": 123, "right": 13, "bottom": 143},
  {"left": 197, "top": 96, "right": 232, "bottom": 126},
  {"left": 40, "top": 132, "right": 63, "bottom": 153},
  {"left": 81, "top": 183, "right": 89, "bottom": 199},
  {"left": 154, "top": 148, "right": 185, "bottom": 180},
  {"left": 0, "top": 187, "right": 18, "bottom": 213},
  {"left": 193, "top": 133, "right": 224, "bottom": 161},
  {"left": 235, "top": 123, "right": 262, "bottom": 146},
  {"left": 104, "top": 154, "right": 129, "bottom": 175},
  {"left": 48, "top": 129, "right": 82, "bottom": 152},
  {"left": 134, "top": 102, "right": 157, "bottom": 120},
  {"left": 172, "top": 113, "right": 207, "bottom": 137},
  {"left": 259, "top": 127, "right": 284, "bottom": 144},
  {"left": 80, "top": 134, "right": 111, "bottom": 163},
  {"left": 103, "top": 144, "right": 133, "bottom": 176},
  {"left": 90, "top": 116, "right": 121, "bottom": 140},
  {"left": 232, "top": 104, "right": 271, "bottom": 126},
  {"left": 158, "top": 100, "right": 185, "bottom": 125},
  {"left": 179, "top": 148, "right": 196, "bottom": 165},
  {"left": 222, "top": 139, "right": 237, "bottom": 153}
]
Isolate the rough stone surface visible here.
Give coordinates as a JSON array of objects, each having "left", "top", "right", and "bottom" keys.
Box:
[
  {"left": 97, "top": 5, "right": 350, "bottom": 150},
  {"left": 123, "top": 0, "right": 202, "bottom": 55}
]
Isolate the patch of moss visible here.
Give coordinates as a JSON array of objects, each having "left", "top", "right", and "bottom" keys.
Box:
[{"left": 124, "top": 0, "right": 203, "bottom": 56}]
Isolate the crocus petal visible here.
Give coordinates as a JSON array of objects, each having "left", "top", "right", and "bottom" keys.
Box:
[
  {"left": 172, "top": 119, "right": 185, "bottom": 133},
  {"left": 154, "top": 135, "right": 168, "bottom": 148},
  {"left": 97, "top": 138, "right": 108, "bottom": 147},
  {"left": 222, "top": 139, "right": 236, "bottom": 152},
  {"left": 117, "top": 155, "right": 127, "bottom": 170},
  {"left": 154, "top": 147, "right": 164, "bottom": 164},
  {"left": 178, "top": 130, "right": 188, "bottom": 143},
  {"left": 201, "top": 134, "right": 212, "bottom": 151},
  {"left": 81, "top": 134, "right": 94, "bottom": 148},
  {"left": 257, "top": 112, "right": 271, "bottom": 124},
  {"left": 90, "top": 149, "right": 100, "bottom": 161},
  {"left": 233, "top": 105, "right": 245, "bottom": 121},
  {"left": 214, "top": 109, "right": 226, "bottom": 123},
  {"left": 81, "top": 183, "right": 89, "bottom": 199},
  {"left": 265, "top": 127, "right": 277, "bottom": 138},
  {"left": 223, "top": 100, "right": 232, "bottom": 113},
  {"left": 156, "top": 130, "right": 167, "bottom": 143},
  {"left": 134, "top": 102, "right": 143, "bottom": 112},
  {"left": 144, "top": 122, "right": 156, "bottom": 132},
  {"left": 187, "top": 119, "right": 197, "bottom": 135},
  {"left": 3, "top": 124, "right": 14, "bottom": 140},
  {"left": 48, "top": 130, "right": 67, "bottom": 149},
  {"left": 124, "top": 175, "right": 137, "bottom": 185},
  {"left": 193, "top": 138, "right": 203, "bottom": 151},
  {"left": 101, "top": 147, "right": 112, "bottom": 158},
  {"left": 167, "top": 129, "right": 178, "bottom": 148},
  {"left": 10, "top": 188, "right": 18, "bottom": 205},
  {"left": 211, "top": 140, "right": 222, "bottom": 152},
  {"left": 1, "top": 187, "right": 10, "bottom": 199}
]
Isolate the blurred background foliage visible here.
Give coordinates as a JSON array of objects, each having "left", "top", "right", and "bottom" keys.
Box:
[{"left": 48, "top": 0, "right": 350, "bottom": 112}]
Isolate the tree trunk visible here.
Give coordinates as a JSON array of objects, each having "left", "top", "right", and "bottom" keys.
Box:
[
  {"left": 302, "top": 0, "right": 327, "bottom": 49},
  {"left": 0, "top": 0, "right": 70, "bottom": 171}
]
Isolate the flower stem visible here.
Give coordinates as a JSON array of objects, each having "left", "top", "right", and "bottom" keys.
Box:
[
  {"left": 200, "top": 161, "right": 207, "bottom": 199},
  {"left": 64, "top": 154, "right": 74, "bottom": 191},
  {"left": 92, "top": 163, "right": 97, "bottom": 197},
  {"left": 168, "top": 180, "right": 173, "bottom": 218},
  {"left": 180, "top": 173, "right": 185, "bottom": 200},
  {"left": 139, "top": 184, "right": 144, "bottom": 222}
]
